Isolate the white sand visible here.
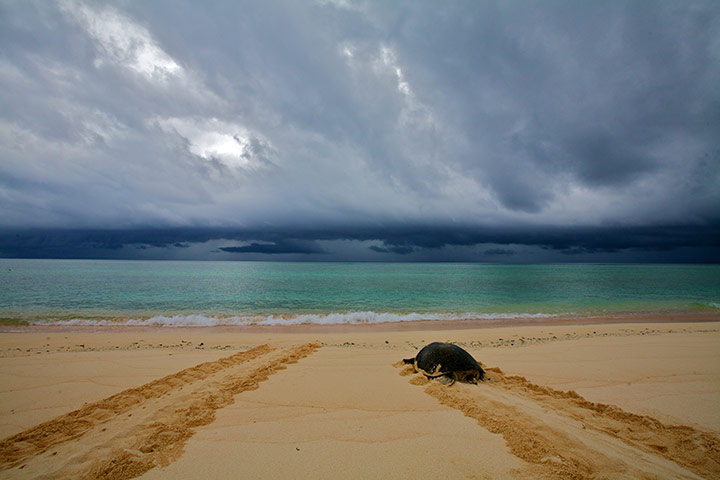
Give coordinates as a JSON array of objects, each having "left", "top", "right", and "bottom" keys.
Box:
[{"left": 0, "top": 321, "right": 718, "bottom": 479}]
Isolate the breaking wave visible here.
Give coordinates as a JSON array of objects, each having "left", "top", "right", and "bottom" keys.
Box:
[{"left": 27, "top": 311, "right": 561, "bottom": 327}]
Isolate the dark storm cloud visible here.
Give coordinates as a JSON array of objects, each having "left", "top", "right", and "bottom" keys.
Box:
[
  {"left": 363, "top": 224, "right": 720, "bottom": 256},
  {"left": 220, "top": 241, "right": 325, "bottom": 255},
  {"left": 0, "top": 1, "right": 719, "bottom": 261},
  {"left": 0, "top": 224, "right": 717, "bottom": 261},
  {"left": 382, "top": 1, "right": 720, "bottom": 214},
  {"left": 483, "top": 249, "right": 516, "bottom": 256}
]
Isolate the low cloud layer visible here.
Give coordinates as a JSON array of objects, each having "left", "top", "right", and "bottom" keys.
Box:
[
  {"left": 0, "top": 225, "right": 717, "bottom": 262},
  {"left": 0, "top": 1, "right": 718, "bottom": 261}
]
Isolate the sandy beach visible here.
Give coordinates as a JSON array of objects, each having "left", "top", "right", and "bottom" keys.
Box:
[{"left": 1, "top": 319, "right": 719, "bottom": 479}]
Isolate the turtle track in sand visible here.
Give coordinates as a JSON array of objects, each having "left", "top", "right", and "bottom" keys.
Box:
[
  {"left": 399, "top": 364, "right": 720, "bottom": 479},
  {"left": 0, "top": 343, "right": 320, "bottom": 480}
]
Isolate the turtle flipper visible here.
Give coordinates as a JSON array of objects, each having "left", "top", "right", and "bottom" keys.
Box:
[{"left": 435, "top": 374, "right": 455, "bottom": 386}]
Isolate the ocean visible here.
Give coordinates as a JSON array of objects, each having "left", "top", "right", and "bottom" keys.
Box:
[{"left": 0, "top": 259, "right": 718, "bottom": 326}]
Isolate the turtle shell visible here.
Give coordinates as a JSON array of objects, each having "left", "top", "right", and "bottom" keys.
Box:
[{"left": 414, "top": 342, "right": 484, "bottom": 383}]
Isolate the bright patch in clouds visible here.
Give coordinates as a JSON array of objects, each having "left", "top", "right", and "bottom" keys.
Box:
[
  {"left": 155, "top": 117, "right": 272, "bottom": 170},
  {"left": 378, "top": 46, "right": 411, "bottom": 97},
  {"left": 62, "top": 0, "right": 183, "bottom": 83}
]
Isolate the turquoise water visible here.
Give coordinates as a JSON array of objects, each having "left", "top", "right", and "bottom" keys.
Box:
[{"left": 0, "top": 259, "right": 718, "bottom": 325}]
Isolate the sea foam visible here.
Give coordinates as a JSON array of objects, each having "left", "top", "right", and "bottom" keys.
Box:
[{"left": 28, "top": 311, "right": 560, "bottom": 327}]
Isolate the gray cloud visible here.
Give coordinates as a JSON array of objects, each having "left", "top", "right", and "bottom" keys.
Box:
[
  {"left": 369, "top": 244, "right": 415, "bottom": 255},
  {"left": 0, "top": 0, "right": 718, "bottom": 261}
]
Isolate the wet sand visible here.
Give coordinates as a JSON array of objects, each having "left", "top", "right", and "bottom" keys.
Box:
[{"left": 0, "top": 319, "right": 719, "bottom": 479}]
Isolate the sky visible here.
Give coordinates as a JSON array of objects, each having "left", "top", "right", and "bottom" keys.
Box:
[{"left": 0, "top": 0, "right": 719, "bottom": 262}]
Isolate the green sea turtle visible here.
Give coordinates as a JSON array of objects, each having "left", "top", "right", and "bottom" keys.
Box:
[{"left": 403, "top": 342, "right": 485, "bottom": 385}]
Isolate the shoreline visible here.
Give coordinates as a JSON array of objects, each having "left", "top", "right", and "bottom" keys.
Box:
[{"left": 1, "top": 310, "right": 718, "bottom": 334}]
